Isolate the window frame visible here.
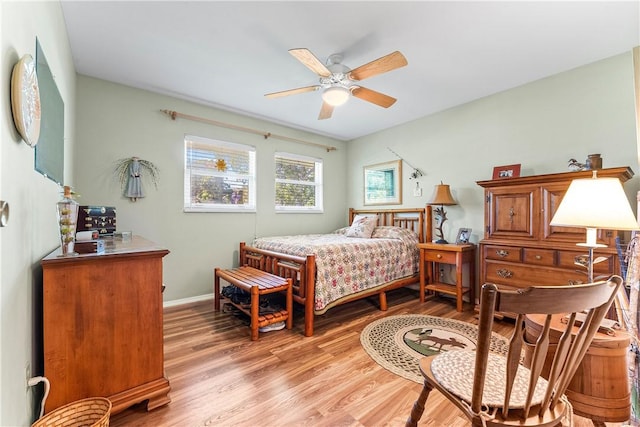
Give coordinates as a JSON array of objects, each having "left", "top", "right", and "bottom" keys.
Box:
[
  {"left": 184, "top": 135, "right": 256, "bottom": 213},
  {"left": 274, "top": 151, "right": 323, "bottom": 213}
]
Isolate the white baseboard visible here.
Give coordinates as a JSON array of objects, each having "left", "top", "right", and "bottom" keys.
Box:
[{"left": 163, "top": 293, "right": 213, "bottom": 308}]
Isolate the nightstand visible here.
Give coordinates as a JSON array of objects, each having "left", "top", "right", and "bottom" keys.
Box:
[{"left": 418, "top": 242, "right": 476, "bottom": 312}]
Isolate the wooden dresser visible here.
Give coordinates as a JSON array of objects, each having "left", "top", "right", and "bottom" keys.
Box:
[
  {"left": 476, "top": 167, "right": 633, "bottom": 296},
  {"left": 42, "top": 236, "right": 171, "bottom": 415}
]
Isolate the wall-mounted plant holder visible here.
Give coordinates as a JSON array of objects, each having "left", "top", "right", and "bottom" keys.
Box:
[{"left": 114, "top": 157, "right": 159, "bottom": 202}]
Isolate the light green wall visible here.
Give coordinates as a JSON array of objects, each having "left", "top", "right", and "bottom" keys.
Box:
[
  {"left": 1, "top": 1, "right": 76, "bottom": 425},
  {"left": 74, "top": 76, "right": 347, "bottom": 303},
  {"left": 74, "top": 51, "right": 639, "bottom": 305},
  {"left": 348, "top": 52, "right": 639, "bottom": 244}
]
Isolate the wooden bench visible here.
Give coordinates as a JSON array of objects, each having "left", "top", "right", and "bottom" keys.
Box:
[{"left": 214, "top": 266, "right": 293, "bottom": 340}]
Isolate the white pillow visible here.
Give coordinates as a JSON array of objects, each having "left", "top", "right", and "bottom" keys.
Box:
[{"left": 346, "top": 214, "right": 377, "bottom": 238}]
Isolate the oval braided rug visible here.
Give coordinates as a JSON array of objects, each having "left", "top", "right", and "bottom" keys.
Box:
[{"left": 360, "top": 314, "right": 510, "bottom": 384}]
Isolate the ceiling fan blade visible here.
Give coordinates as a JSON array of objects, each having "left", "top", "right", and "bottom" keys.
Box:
[
  {"left": 348, "top": 51, "right": 408, "bottom": 81},
  {"left": 318, "top": 102, "right": 334, "bottom": 120},
  {"left": 351, "top": 87, "right": 397, "bottom": 108},
  {"left": 289, "top": 48, "right": 331, "bottom": 77},
  {"left": 265, "top": 85, "right": 320, "bottom": 98}
]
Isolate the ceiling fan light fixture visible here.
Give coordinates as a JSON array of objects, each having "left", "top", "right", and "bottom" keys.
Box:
[{"left": 322, "top": 86, "right": 350, "bottom": 106}]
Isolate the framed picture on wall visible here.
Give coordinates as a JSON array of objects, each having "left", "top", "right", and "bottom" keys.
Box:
[
  {"left": 364, "top": 160, "right": 402, "bottom": 205},
  {"left": 492, "top": 164, "right": 521, "bottom": 180}
]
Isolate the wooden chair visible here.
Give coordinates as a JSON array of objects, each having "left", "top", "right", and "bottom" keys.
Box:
[{"left": 406, "top": 275, "right": 624, "bottom": 427}]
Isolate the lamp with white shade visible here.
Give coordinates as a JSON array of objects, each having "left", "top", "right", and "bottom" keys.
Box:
[
  {"left": 551, "top": 170, "right": 640, "bottom": 421},
  {"left": 550, "top": 170, "right": 639, "bottom": 282}
]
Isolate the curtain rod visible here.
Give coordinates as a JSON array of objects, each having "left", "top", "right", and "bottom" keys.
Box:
[{"left": 160, "top": 109, "right": 337, "bottom": 152}]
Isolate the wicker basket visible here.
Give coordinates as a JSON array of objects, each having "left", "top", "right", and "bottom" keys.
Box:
[{"left": 31, "top": 397, "right": 111, "bottom": 427}]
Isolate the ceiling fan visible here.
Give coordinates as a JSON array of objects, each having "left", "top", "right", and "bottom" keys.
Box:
[{"left": 265, "top": 48, "right": 408, "bottom": 120}]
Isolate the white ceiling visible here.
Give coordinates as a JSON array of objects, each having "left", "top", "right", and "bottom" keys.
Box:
[{"left": 60, "top": 1, "right": 640, "bottom": 141}]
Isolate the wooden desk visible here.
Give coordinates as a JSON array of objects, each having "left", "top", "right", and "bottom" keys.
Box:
[
  {"left": 418, "top": 243, "right": 475, "bottom": 312},
  {"left": 42, "top": 236, "right": 171, "bottom": 415},
  {"left": 524, "top": 314, "right": 630, "bottom": 424}
]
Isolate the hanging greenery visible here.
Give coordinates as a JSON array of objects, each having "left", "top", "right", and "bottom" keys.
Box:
[{"left": 114, "top": 157, "right": 159, "bottom": 202}]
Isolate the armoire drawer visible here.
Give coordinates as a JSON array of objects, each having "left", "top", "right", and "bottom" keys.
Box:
[
  {"left": 522, "top": 248, "right": 555, "bottom": 266},
  {"left": 484, "top": 245, "right": 521, "bottom": 262},
  {"left": 556, "top": 250, "right": 615, "bottom": 274},
  {"left": 484, "top": 260, "right": 587, "bottom": 288}
]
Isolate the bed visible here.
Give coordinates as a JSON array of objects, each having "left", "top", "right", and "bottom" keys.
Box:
[{"left": 239, "top": 207, "right": 433, "bottom": 336}]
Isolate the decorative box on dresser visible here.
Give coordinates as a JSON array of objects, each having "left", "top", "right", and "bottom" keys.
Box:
[
  {"left": 41, "top": 236, "right": 171, "bottom": 415},
  {"left": 476, "top": 166, "right": 633, "bottom": 295}
]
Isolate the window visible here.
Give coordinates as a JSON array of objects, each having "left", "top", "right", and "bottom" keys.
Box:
[
  {"left": 275, "top": 152, "right": 323, "bottom": 212},
  {"left": 184, "top": 135, "right": 256, "bottom": 212}
]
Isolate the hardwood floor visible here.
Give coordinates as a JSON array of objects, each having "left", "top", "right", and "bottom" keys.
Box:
[{"left": 110, "top": 288, "right": 623, "bottom": 426}]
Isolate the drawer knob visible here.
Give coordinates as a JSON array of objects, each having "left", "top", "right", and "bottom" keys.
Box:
[
  {"left": 496, "top": 250, "right": 509, "bottom": 258},
  {"left": 535, "top": 255, "right": 542, "bottom": 260},
  {"left": 436, "top": 254, "right": 442, "bottom": 259},
  {"left": 496, "top": 268, "right": 513, "bottom": 279}
]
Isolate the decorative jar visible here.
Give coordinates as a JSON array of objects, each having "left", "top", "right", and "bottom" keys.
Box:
[
  {"left": 585, "top": 153, "right": 602, "bottom": 170},
  {"left": 56, "top": 185, "right": 79, "bottom": 256}
]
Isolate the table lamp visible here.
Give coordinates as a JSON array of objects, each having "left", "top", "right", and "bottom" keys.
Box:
[
  {"left": 550, "top": 171, "right": 639, "bottom": 282},
  {"left": 427, "top": 182, "right": 457, "bottom": 244}
]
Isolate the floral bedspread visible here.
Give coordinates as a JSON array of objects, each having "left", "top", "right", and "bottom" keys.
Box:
[{"left": 252, "top": 226, "right": 419, "bottom": 313}]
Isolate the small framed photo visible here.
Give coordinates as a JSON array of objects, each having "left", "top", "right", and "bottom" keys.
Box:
[
  {"left": 492, "top": 164, "right": 521, "bottom": 180},
  {"left": 455, "top": 228, "right": 472, "bottom": 245}
]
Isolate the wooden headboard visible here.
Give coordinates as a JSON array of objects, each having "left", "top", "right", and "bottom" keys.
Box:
[{"left": 348, "top": 207, "right": 432, "bottom": 243}]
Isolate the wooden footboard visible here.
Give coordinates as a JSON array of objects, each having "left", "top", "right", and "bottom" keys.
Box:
[{"left": 240, "top": 242, "right": 316, "bottom": 336}]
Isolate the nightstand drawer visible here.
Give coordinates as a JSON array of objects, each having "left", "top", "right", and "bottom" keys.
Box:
[
  {"left": 523, "top": 248, "right": 555, "bottom": 266},
  {"left": 423, "top": 250, "right": 456, "bottom": 264},
  {"left": 484, "top": 245, "right": 521, "bottom": 262}
]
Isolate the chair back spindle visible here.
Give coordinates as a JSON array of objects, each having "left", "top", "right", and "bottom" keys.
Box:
[{"left": 488, "top": 277, "right": 624, "bottom": 420}]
